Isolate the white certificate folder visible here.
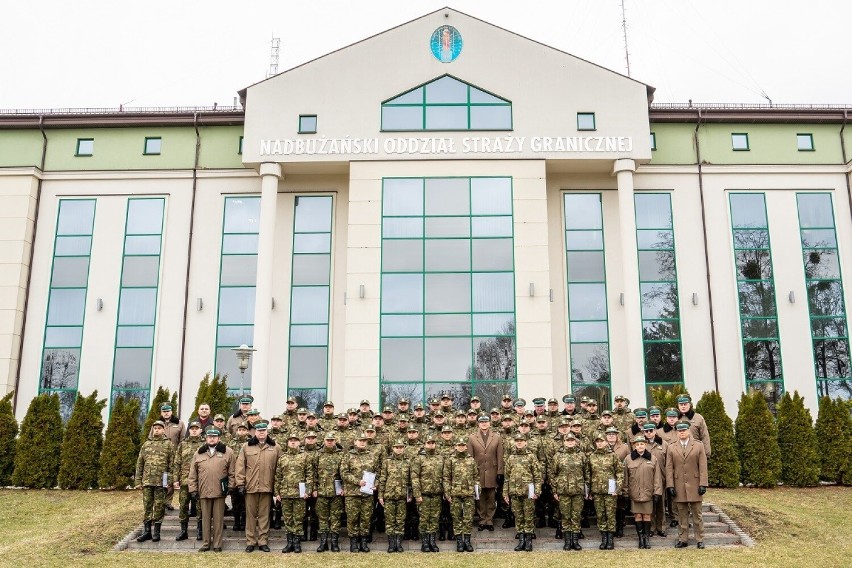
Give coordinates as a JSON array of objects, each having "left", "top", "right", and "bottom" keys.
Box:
[{"left": 360, "top": 471, "right": 376, "bottom": 495}]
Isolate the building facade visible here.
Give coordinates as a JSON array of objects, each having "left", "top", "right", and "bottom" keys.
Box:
[{"left": 1, "top": 8, "right": 850, "bottom": 421}]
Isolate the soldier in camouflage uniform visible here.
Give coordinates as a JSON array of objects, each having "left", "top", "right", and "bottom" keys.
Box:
[
  {"left": 379, "top": 439, "right": 411, "bottom": 553},
  {"left": 411, "top": 403, "right": 429, "bottom": 436},
  {"left": 172, "top": 421, "right": 205, "bottom": 541},
  {"left": 304, "top": 413, "right": 323, "bottom": 437},
  {"left": 370, "top": 414, "right": 391, "bottom": 452},
  {"left": 437, "top": 424, "right": 455, "bottom": 456},
  {"left": 318, "top": 402, "right": 337, "bottom": 432},
  {"left": 275, "top": 433, "right": 314, "bottom": 554},
  {"left": 340, "top": 433, "right": 381, "bottom": 552},
  {"left": 532, "top": 415, "right": 555, "bottom": 530},
  {"left": 401, "top": 425, "right": 423, "bottom": 540},
  {"left": 588, "top": 433, "right": 624, "bottom": 550},
  {"left": 225, "top": 423, "right": 249, "bottom": 531},
  {"left": 550, "top": 433, "right": 589, "bottom": 550},
  {"left": 301, "top": 431, "right": 320, "bottom": 541},
  {"left": 443, "top": 437, "right": 478, "bottom": 552},
  {"left": 135, "top": 420, "right": 173, "bottom": 543},
  {"left": 429, "top": 411, "right": 448, "bottom": 436},
  {"left": 504, "top": 433, "right": 542, "bottom": 552},
  {"left": 281, "top": 396, "right": 299, "bottom": 431},
  {"left": 358, "top": 399, "right": 374, "bottom": 425},
  {"left": 412, "top": 436, "right": 444, "bottom": 552},
  {"left": 545, "top": 398, "right": 562, "bottom": 431},
  {"left": 332, "top": 413, "right": 354, "bottom": 451},
  {"left": 314, "top": 432, "right": 344, "bottom": 552},
  {"left": 268, "top": 415, "right": 288, "bottom": 531},
  {"left": 612, "top": 395, "right": 635, "bottom": 434}
]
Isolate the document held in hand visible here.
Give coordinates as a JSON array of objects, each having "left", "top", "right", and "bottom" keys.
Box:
[
  {"left": 360, "top": 471, "right": 376, "bottom": 495},
  {"left": 474, "top": 484, "right": 480, "bottom": 500},
  {"left": 299, "top": 482, "right": 307, "bottom": 498},
  {"left": 334, "top": 479, "right": 344, "bottom": 495},
  {"left": 219, "top": 476, "right": 229, "bottom": 496},
  {"left": 528, "top": 483, "right": 535, "bottom": 499},
  {"left": 608, "top": 478, "right": 617, "bottom": 495},
  {"left": 162, "top": 473, "right": 169, "bottom": 488}
]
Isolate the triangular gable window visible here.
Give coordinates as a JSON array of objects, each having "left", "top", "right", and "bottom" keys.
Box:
[{"left": 381, "top": 75, "right": 512, "bottom": 131}]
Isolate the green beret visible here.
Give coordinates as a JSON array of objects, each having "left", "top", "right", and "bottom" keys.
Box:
[{"left": 206, "top": 428, "right": 221, "bottom": 436}]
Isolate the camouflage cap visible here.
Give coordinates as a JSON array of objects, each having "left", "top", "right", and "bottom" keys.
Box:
[
  {"left": 605, "top": 426, "right": 620, "bottom": 434},
  {"left": 594, "top": 433, "right": 606, "bottom": 442},
  {"left": 440, "top": 393, "right": 453, "bottom": 400},
  {"left": 407, "top": 425, "right": 419, "bottom": 432},
  {"left": 305, "top": 430, "right": 318, "bottom": 438},
  {"left": 580, "top": 396, "right": 590, "bottom": 403},
  {"left": 429, "top": 398, "right": 440, "bottom": 405},
  {"left": 288, "top": 432, "right": 300, "bottom": 440},
  {"left": 614, "top": 394, "right": 627, "bottom": 402},
  {"left": 455, "top": 436, "right": 468, "bottom": 445},
  {"left": 441, "top": 426, "right": 454, "bottom": 433},
  {"left": 470, "top": 396, "right": 480, "bottom": 402},
  {"left": 601, "top": 409, "right": 613, "bottom": 417},
  {"left": 337, "top": 412, "right": 348, "bottom": 419},
  {"left": 517, "top": 420, "right": 530, "bottom": 427},
  {"left": 323, "top": 400, "right": 335, "bottom": 407},
  {"left": 547, "top": 397, "right": 558, "bottom": 404},
  {"left": 363, "top": 425, "right": 376, "bottom": 433},
  {"left": 398, "top": 398, "right": 410, "bottom": 404},
  {"left": 632, "top": 435, "right": 646, "bottom": 444},
  {"left": 152, "top": 420, "right": 165, "bottom": 428},
  {"left": 414, "top": 403, "right": 424, "bottom": 410},
  {"left": 477, "top": 415, "right": 490, "bottom": 423},
  {"left": 286, "top": 396, "right": 297, "bottom": 404},
  {"left": 501, "top": 414, "right": 514, "bottom": 421},
  {"left": 213, "top": 414, "right": 225, "bottom": 421},
  {"left": 254, "top": 422, "right": 268, "bottom": 430},
  {"left": 397, "top": 413, "right": 410, "bottom": 421},
  {"left": 206, "top": 428, "right": 221, "bottom": 437},
  {"left": 532, "top": 397, "right": 546, "bottom": 406},
  {"left": 565, "top": 433, "right": 577, "bottom": 441},
  {"left": 425, "top": 436, "right": 437, "bottom": 443},
  {"left": 236, "top": 423, "right": 249, "bottom": 430},
  {"left": 535, "top": 415, "right": 548, "bottom": 423},
  {"left": 676, "top": 421, "right": 690, "bottom": 431},
  {"left": 570, "top": 420, "right": 583, "bottom": 427},
  {"left": 455, "top": 411, "right": 466, "bottom": 417},
  {"left": 586, "top": 399, "right": 598, "bottom": 407},
  {"left": 562, "top": 395, "right": 575, "bottom": 404},
  {"left": 324, "top": 432, "right": 337, "bottom": 441},
  {"left": 188, "top": 421, "right": 201, "bottom": 429},
  {"left": 433, "top": 411, "right": 445, "bottom": 417},
  {"left": 297, "top": 407, "right": 308, "bottom": 414},
  {"left": 467, "top": 409, "right": 479, "bottom": 416},
  {"left": 360, "top": 399, "right": 371, "bottom": 405},
  {"left": 643, "top": 423, "right": 657, "bottom": 432},
  {"left": 514, "top": 432, "right": 527, "bottom": 441},
  {"left": 247, "top": 408, "right": 261, "bottom": 416},
  {"left": 270, "top": 415, "right": 283, "bottom": 421},
  {"left": 393, "top": 438, "right": 406, "bottom": 447},
  {"left": 306, "top": 412, "right": 317, "bottom": 418},
  {"left": 523, "top": 409, "right": 535, "bottom": 417},
  {"left": 382, "top": 406, "right": 394, "bottom": 413},
  {"left": 160, "top": 403, "right": 172, "bottom": 411},
  {"left": 502, "top": 394, "right": 513, "bottom": 401},
  {"left": 559, "top": 418, "right": 572, "bottom": 426},
  {"left": 490, "top": 408, "right": 501, "bottom": 414},
  {"left": 356, "top": 432, "right": 368, "bottom": 441}
]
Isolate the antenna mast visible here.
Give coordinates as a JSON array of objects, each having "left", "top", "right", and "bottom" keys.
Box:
[
  {"left": 621, "top": 0, "right": 631, "bottom": 77},
  {"left": 268, "top": 36, "right": 281, "bottom": 78}
]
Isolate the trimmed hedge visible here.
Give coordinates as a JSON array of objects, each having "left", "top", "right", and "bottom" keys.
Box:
[
  {"left": 695, "top": 390, "right": 740, "bottom": 488},
  {"left": 58, "top": 391, "right": 106, "bottom": 489},
  {"left": 776, "top": 391, "right": 820, "bottom": 487},
  {"left": 192, "top": 372, "right": 236, "bottom": 419},
  {"left": 815, "top": 396, "right": 851, "bottom": 484},
  {"left": 142, "top": 386, "right": 177, "bottom": 438},
  {"left": 11, "top": 393, "right": 64, "bottom": 488},
  {"left": 735, "top": 391, "right": 781, "bottom": 488},
  {"left": 98, "top": 396, "right": 142, "bottom": 489}
]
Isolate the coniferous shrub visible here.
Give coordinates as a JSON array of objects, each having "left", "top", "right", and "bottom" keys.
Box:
[
  {"left": 695, "top": 390, "right": 740, "bottom": 487},
  {"left": 815, "top": 396, "right": 851, "bottom": 483},
  {"left": 58, "top": 391, "right": 106, "bottom": 489},
  {"left": 776, "top": 391, "right": 820, "bottom": 487},
  {"left": 98, "top": 396, "right": 142, "bottom": 489},
  {"left": 11, "top": 393, "right": 63, "bottom": 488},
  {"left": 192, "top": 372, "right": 236, "bottom": 419},
  {"left": 735, "top": 391, "right": 781, "bottom": 488},
  {"left": 143, "top": 386, "right": 177, "bottom": 438},
  {"left": 648, "top": 384, "right": 688, "bottom": 413},
  {"left": 0, "top": 391, "right": 18, "bottom": 485}
]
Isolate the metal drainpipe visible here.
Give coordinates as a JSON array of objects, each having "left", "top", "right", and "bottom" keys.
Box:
[
  {"left": 176, "top": 112, "right": 201, "bottom": 416},
  {"left": 12, "top": 116, "right": 48, "bottom": 413},
  {"left": 694, "top": 109, "right": 720, "bottom": 392},
  {"left": 841, "top": 110, "right": 851, "bottom": 228}
]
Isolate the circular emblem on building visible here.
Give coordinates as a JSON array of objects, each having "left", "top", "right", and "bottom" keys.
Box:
[{"left": 430, "top": 25, "right": 463, "bottom": 63}]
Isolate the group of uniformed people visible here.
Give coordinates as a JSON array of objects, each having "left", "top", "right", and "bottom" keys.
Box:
[{"left": 135, "top": 391, "right": 711, "bottom": 553}]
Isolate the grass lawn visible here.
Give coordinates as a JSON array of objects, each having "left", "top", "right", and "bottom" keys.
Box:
[{"left": 0, "top": 486, "right": 849, "bottom": 567}]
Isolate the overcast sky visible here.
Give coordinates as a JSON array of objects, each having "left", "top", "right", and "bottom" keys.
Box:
[{"left": 2, "top": 1, "right": 848, "bottom": 110}]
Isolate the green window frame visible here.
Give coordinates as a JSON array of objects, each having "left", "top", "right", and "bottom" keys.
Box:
[
  {"left": 731, "top": 133, "right": 750, "bottom": 151},
  {"left": 577, "top": 113, "right": 596, "bottom": 131},
  {"left": 796, "top": 133, "right": 815, "bottom": 152},
  {"left": 298, "top": 115, "right": 318, "bottom": 134},
  {"left": 143, "top": 137, "right": 162, "bottom": 155},
  {"left": 635, "top": 193, "right": 684, "bottom": 401},
  {"left": 40, "top": 199, "right": 96, "bottom": 421},
  {"left": 650, "top": 132, "right": 657, "bottom": 151},
  {"left": 381, "top": 75, "right": 512, "bottom": 132},
  {"left": 287, "top": 195, "right": 333, "bottom": 413},
  {"left": 110, "top": 198, "right": 165, "bottom": 422},
  {"left": 796, "top": 192, "right": 851, "bottom": 403},
  {"left": 214, "top": 196, "right": 261, "bottom": 394},
  {"left": 564, "top": 193, "right": 611, "bottom": 408},
  {"left": 75, "top": 138, "right": 94, "bottom": 156},
  {"left": 729, "top": 192, "right": 784, "bottom": 410},
  {"left": 379, "top": 176, "right": 517, "bottom": 409},
  {"left": 238, "top": 136, "right": 244, "bottom": 155}
]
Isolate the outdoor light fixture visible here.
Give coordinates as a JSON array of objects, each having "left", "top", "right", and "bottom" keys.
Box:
[
  {"left": 359, "top": 284, "right": 365, "bottom": 299},
  {"left": 529, "top": 283, "right": 535, "bottom": 297},
  {"left": 788, "top": 291, "right": 795, "bottom": 303},
  {"left": 196, "top": 297, "right": 203, "bottom": 311},
  {"left": 692, "top": 293, "right": 699, "bottom": 306},
  {"left": 231, "top": 344, "right": 256, "bottom": 395},
  {"left": 96, "top": 298, "right": 103, "bottom": 311},
  {"left": 619, "top": 293, "right": 625, "bottom": 306}
]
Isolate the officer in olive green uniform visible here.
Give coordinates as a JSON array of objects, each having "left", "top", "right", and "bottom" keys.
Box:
[
  {"left": 340, "top": 433, "right": 381, "bottom": 552},
  {"left": 379, "top": 439, "right": 412, "bottom": 553},
  {"left": 275, "top": 433, "right": 314, "bottom": 554},
  {"left": 412, "top": 436, "right": 444, "bottom": 552},
  {"left": 504, "top": 433, "right": 542, "bottom": 552},
  {"left": 172, "top": 421, "right": 205, "bottom": 541},
  {"left": 314, "top": 432, "right": 344, "bottom": 552},
  {"left": 550, "top": 433, "right": 589, "bottom": 550},
  {"left": 135, "top": 420, "right": 173, "bottom": 543},
  {"left": 588, "top": 433, "right": 624, "bottom": 550},
  {"left": 443, "top": 437, "right": 478, "bottom": 552},
  {"left": 225, "top": 423, "right": 249, "bottom": 531}
]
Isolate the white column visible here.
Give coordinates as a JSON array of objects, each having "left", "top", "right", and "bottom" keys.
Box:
[
  {"left": 612, "top": 159, "right": 645, "bottom": 406},
  {"left": 251, "top": 162, "right": 282, "bottom": 415}
]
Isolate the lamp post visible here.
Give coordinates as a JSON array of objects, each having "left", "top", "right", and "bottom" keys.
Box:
[{"left": 231, "top": 344, "right": 256, "bottom": 395}]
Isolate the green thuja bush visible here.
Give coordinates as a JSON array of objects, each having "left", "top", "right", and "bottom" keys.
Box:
[
  {"left": 648, "top": 384, "right": 688, "bottom": 414},
  {"left": 143, "top": 386, "right": 177, "bottom": 438},
  {"left": 193, "top": 372, "right": 236, "bottom": 419},
  {"left": 11, "top": 393, "right": 63, "bottom": 488},
  {"left": 776, "top": 391, "right": 819, "bottom": 487},
  {"left": 0, "top": 391, "right": 18, "bottom": 485},
  {"left": 98, "top": 396, "right": 142, "bottom": 489},
  {"left": 815, "top": 396, "right": 851, "bottom": 484},
  {"left": 695, "top": 391, "right": 740, "bottom": 487},
  {"left": 735, "top": 391, "right": 781, "bottom": 488},
  {"left": 58, "top": 391, "right": 106, "bottom": 489}
]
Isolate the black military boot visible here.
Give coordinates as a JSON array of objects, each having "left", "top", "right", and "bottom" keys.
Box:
[
  {"left": 524, "top": 533, "right": 533, "bottom": 551},
  {"left": 137, "top": 521, "right": 152, "bottom": 542},
  {"left": 454, "top": 535, "right": 463, "bottom": 552},
  {"left": 502, "top": 511, "right": 515, "bottom": 528},
  {"left": 330, "top": 532, "right": 340, "bottom": 552},
  {"left": 514, "top": 533, "right": 526, "bottom": 551},
  {"left": 293, "top": 535, "right": 302, "bottom": 553},
  {"left": 636, "top": 521, "right": 644, "bottom": 549},
  {"left": 429, "top": 532, "right": 440, "bottom": 552},
  {"left": 350, "top": 536, "right": 358, "bottom": 552},
  {"left": 563, "top": 530, "right": 571, "bottom": 550},
  {"left": 555, "top": 524, "right": 563, "bottom": 539},
  {"left": 388, "top": 534, "right": 396, "bottom": 553},
  {"left": 615, "top": 509, "right": 625, "bottom": 537},
  {"left": 359, "top": 535, "right": 370, "bottom": 552},
  {"left": 152, "top": 522, "right": 161, "bottom": 542},
  {"left": 397, "top": 534, "right": 405, "bottom": 552},
  {"left": 281, "top": 533, "right": 294, "bottom": 553},
  {"left": 607, "top": 531, "right": 615, "bottom": 550},
  {"left": 460, "top": 534, "right": 470, "bottom": 552},
  {"left": 644, "top": 521, "right": 653, "bottom": 549},
  {"left": 196, "top": 519, "right": 203, "bottom": 540},
  {"left": 571, "top": 532, "right": 582, "bottom": 550},
  {"left": 599, "top": 531, "right": 607, "bottom": 550},
  {"left": 420, "top": 532, "right": 429, "bottom": 552},
  {"left": 176, "top": 520, "right": 188, "bottom": 541},
  {"left": 189, "top": 498, "right": 197, "bottom": 518},
  {"left": 317, "top": 532, "right": 328, "bottom": 552}
]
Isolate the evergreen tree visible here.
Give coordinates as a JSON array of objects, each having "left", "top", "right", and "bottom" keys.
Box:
[
  {"left": 815, "top": 396, "right": 851, "bottom": 483},
  {"left": 143, "top": 386, "right": 175, "bottom": 438},
  {"left": 735, "top": 391, "right": 781, "bottom": 488},
  {"left": 775, "top": 391, "right": 820, "bottom": 487},
  {"left": 11, "top": 393, "right": 63, "bottom": 488},
  {"left": 192, "top": 373, "right": 211, "bottom": 416},
  {"left": 695, "top": 391, "right": 740, "bottom": 488},
  {"left": 58, "top": 391, "right": 106, "bottom": 489},
  {"left": 0, "top": 391, "right": 18, "bottom": 485},
  {"left": 98, "top": 396, "right": 142, "bottom": 489},
  {"left": 648, "top": 384, "right": 688, "bottom": 412},
  {"left": 198, "top": 373, "right": 236, "bottom": 418}
]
